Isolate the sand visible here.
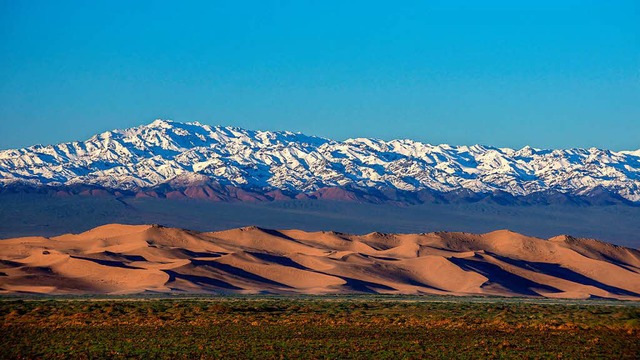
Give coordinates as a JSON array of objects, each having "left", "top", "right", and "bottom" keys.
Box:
[{"left": 1, "top": 224, "right": 639, "bottom": 299}]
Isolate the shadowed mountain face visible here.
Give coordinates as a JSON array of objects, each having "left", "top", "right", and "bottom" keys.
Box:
[{"left": 1, "top": 224, "right": 639, "bottom": 299}]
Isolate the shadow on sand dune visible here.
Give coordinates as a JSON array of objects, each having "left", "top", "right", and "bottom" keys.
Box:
[
  {"left": 164, "top": 270, "right": 242, "bottom": 290},
  {"left": 448, "top": 257, "right": 562, "bottom": 296},
  {"left": 490, "top": 254, "right": 640, "bottom": 297}
]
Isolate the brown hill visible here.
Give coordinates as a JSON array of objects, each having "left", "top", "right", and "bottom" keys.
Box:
[{"left": 1, "top": 224, "right": 639, "bottom": 299}]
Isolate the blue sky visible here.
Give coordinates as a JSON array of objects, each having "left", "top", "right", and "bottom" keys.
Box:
[{"left": 1, "top": 0, "right": 638, "bottom": 150}]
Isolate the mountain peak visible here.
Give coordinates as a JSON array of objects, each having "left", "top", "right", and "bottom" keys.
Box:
[
  {"left": 151, "top": 118, "right": 170, "bottom": 124},
  {"left": 148, "top": 119, "right": 175, "bottom": 127}
]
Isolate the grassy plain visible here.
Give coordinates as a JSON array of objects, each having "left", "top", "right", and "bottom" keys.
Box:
[{"left": 1, "top": 296, "right": 639, "bottom": 359}]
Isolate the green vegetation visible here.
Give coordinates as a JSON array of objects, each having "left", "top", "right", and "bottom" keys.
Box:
[{"left": 1, "top": 297, "right": 639, "bottom": 359}]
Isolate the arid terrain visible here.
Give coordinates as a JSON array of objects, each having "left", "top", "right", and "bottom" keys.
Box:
[
  {"left": 1, "top": 224, "right": 639, "bottom": 299},
  {"left": 2, "top": 298, "right": 639, "bottom": 359}
]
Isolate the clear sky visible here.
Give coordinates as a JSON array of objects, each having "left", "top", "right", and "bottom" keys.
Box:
[{"left": 1, "top": 0, "right": 638, "bottom": 150}]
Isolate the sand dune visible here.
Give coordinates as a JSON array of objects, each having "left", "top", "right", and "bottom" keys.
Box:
[{"left": 1, "top": 224, "right": 639, "bottom": 299}]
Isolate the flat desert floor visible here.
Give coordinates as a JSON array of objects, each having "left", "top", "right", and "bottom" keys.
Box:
[{"left": 2, "top": 195, "right": 640, "bottom": 248}]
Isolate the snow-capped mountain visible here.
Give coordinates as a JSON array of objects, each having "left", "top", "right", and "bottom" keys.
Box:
[{"left": 1, "top": 119, "right": 639, "bottom": 204}]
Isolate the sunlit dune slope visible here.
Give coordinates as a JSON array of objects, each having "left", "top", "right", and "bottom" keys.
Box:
[{"left": 1, "top": 224, "right": 639, "bottom": 299}]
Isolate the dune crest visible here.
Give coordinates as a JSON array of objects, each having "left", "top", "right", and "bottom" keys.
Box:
[{"left": 1, "top": 224, "right": 639, "bottom": 299}]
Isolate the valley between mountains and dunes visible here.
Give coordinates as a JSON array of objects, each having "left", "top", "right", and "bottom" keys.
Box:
[{"left": 1, "top": 224, "right": 639, "bottom": 300}]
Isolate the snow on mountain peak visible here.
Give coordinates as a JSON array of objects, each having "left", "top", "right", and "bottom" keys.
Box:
[
  {"left": 1, "top": 120, "right": 639, "bottom": 202},
  {"left": 149, "top": 118, "right": 173, "bottom": 127}
]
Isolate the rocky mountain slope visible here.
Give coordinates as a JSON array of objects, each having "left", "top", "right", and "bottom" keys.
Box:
[
  {"left": 1, "top": 119, "right": 639, "bottom": 204},
  {"left": 1, "top": 224, "right": 639, "bottom": 298}
]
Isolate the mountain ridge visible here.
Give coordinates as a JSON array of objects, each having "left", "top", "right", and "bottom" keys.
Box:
[{"left": 1, "top": 119, "right": 639, "bottom": 204}]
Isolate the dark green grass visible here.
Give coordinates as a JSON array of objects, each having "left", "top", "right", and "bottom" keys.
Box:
[{"left": 1, "top": 298, "right": 639, "bottom": 359}]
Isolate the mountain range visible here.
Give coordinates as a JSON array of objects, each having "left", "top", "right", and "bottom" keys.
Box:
[{"left": 1, "top": 119, "right": 639, "bottom": 205}]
